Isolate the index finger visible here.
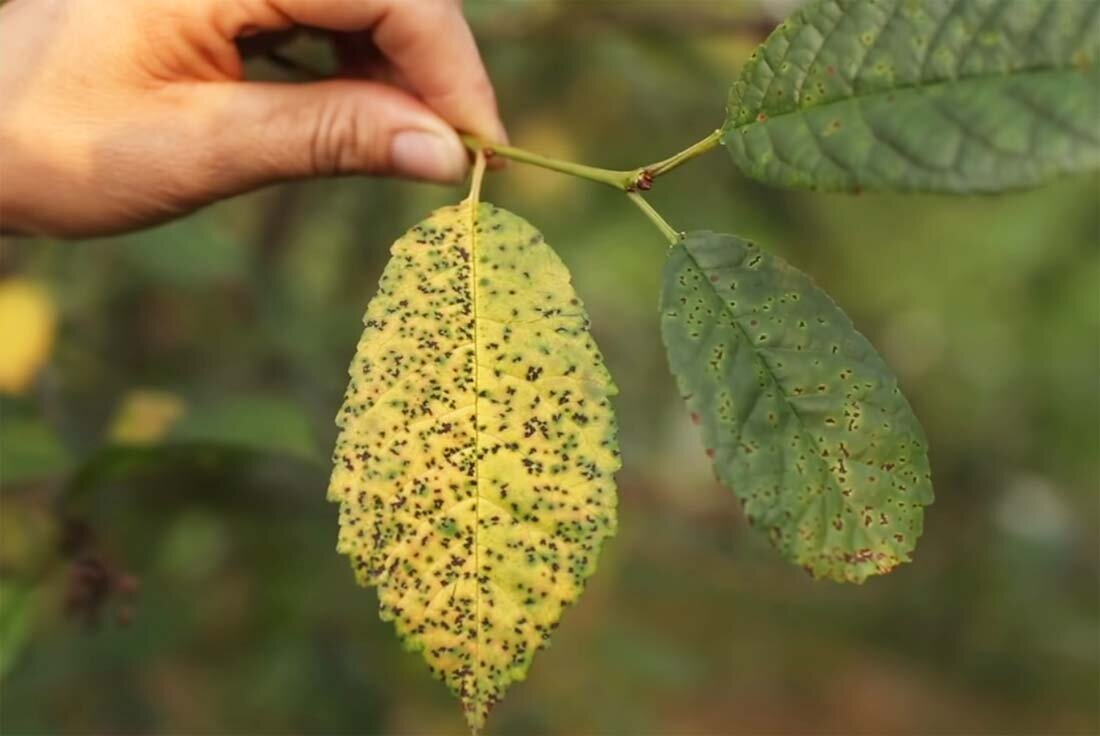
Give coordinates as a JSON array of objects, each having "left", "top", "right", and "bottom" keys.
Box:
[{"left": 228, "top": 0, "right": 506, "bottom": 143}]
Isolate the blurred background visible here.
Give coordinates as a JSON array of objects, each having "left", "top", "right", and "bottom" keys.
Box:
[{"left": 1, "top": 0, "right": 1098, "bottom": 733}]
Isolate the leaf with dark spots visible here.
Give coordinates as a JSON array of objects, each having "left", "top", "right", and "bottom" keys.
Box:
[
  {"left": 724, "top": 0, "right": 1100, "bottom": 193},
  {"left": 660, "top": 231, "right": 933, "bottom": 583},
  {"left": 329, "top": 200, "right": 619, "bottom": 732}
]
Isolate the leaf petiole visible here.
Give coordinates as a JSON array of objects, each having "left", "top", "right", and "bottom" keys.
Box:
[
  {"left": 633, "top": 128, "right": 723, "bottom": 180},
  {"left": 467, "top": 148, "right": 488, "bottom": 204},
  {"left": 627, "top": 191, "right": 681, "bottom": 244}
]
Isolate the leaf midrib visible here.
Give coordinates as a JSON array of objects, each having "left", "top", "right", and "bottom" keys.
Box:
[
  {"left": 726, "top": 62, "right": 1097, "bottom": 134},
  {"left": 465, "top": 197, "right": 484, "bottom": 722},
  {"left": 680, "top": 241, "right": 844, "bottom": 546}
]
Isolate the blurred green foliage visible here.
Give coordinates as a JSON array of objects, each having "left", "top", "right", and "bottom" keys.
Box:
[{"left": 1, "top": 1, "right": 1097, "bottom": 733}]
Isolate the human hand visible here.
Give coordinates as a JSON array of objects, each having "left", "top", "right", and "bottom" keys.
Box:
[{"left": 0, "top": 0, "right": 505, "bottom": 237}]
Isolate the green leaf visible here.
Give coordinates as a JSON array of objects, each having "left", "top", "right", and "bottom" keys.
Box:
[
  {"left": 65, "top": 444, "right": 256, "bottom": 500},
  {"left": 723, "top": 0, "right": 1100, "bottom": 193},
  {"left": 0, "top": 580, "right": 38, "bottom": 678},
  {"left": 60, "top": 395, "right": 319, "bottom": 502},
  {"left": 329, "top": 201, "right": 620, "bottom": 731},
  {"left": 660, "top": 232, "right": 933, "bottom": 583},
  {"left": 169, "top": 395, "right": 321, "bottom": 464},
  {"left": 0, "top": 415, "right": 72, "bottom": 487}
]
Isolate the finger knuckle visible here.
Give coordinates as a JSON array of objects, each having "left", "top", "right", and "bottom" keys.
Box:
[{"left": 308, "top": 97, "right": 381, "bottom": 176}]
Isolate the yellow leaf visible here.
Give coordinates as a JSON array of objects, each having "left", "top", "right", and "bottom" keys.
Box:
[
  {"left": 108, "top": 389, "right": 187, "bottom": 445},
  {"left": 329, "top": 197, "right": 619, "bottom": 732},
  {"left": 0, "top": 279, "right": 56, "bottom": 395}
]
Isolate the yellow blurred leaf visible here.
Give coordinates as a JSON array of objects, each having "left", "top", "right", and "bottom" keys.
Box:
[
  {"left": 0, "top": 279, "right": 56, "bottom": 395},
  {"left": 108, "top": 389, "right": 187, "bottom": 445}
]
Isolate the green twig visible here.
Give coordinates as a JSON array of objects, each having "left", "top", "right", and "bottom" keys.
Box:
[
  {"left": 463, "top": 128, "right": 723, "bottom": 194},
  {"left": 462, "top": 135, "right": 635, "bottom": 191},
  {"left": 462, "top": 135, "right": 687, "bottom": 243},
  {"left": 626, "top": 192, "right": 681, "bottom": 244}
]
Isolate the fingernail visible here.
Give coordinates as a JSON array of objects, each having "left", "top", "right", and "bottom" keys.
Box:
[{"left": 390, "top": 130, "right": 467, "bottom": 183}]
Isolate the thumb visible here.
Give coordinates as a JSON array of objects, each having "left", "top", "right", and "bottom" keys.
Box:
[{"left": 191, "top": 79, "right": 469, "bottom": 191}]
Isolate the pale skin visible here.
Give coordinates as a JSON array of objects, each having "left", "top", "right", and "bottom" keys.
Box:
[{"left": 0, "top": 0, "right": 507, "bottom": 237}]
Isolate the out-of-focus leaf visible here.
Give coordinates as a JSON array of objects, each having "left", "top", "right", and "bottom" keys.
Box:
[
  {"left": 660, "top": 231, "right": 933, "bottom": 582},
  {"left": 0, "top": 279, "right": 57, "bottom": 395},
  {"left": 724, "top": 0, "right": 1100, "bottom": 193},
  {"left": 159, "top": 511, "right": 230, "bottom": 583},
  {"left": 108, "top": 389, "right": 187, "bottom": 445},
  {"left": 0, "top": 580, "right": 37, "bottom": 678},
  {"left": 329, "top": 201, "right": 620, "bottom": 732},
  {"left": 0, "top": 416, "right": 71, "bottom": 488},
  {"left": 63, "top": 395, "right": 320, "bottom": 498},
  {"left": 65, "top": 444, "right": 247, "bottom": 499},
  {"left": 0, "top": 500, "right": 57, "bottom": 576},
  {"left": 169, "top": 395, "right": 320, "bottom": 464}
]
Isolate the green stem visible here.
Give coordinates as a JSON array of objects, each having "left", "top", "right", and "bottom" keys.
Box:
[
  {"left": 462, "top": 135, "right": 635, "bottom": 191},
  {"left": 636, "top": 128, "right": 724, "bottom": 178},
  {"left": 462, "top": 130, "right": 711, "bottom": 244},
  {"left": 463, "top": 128, "right": 724, "bottom": 194},
  {"left": 627, "top": 192, "right": 681, "bottom": 244}
]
